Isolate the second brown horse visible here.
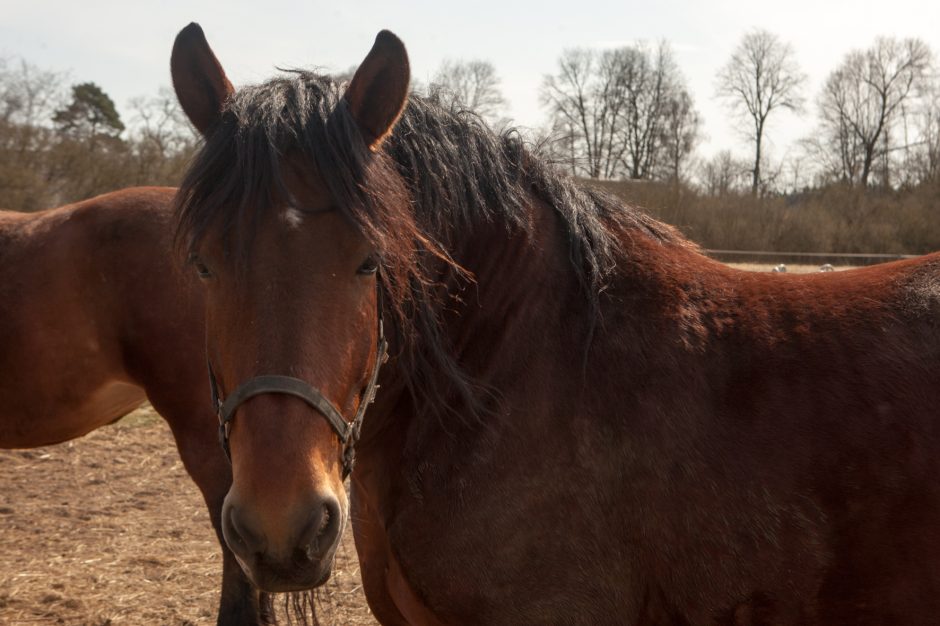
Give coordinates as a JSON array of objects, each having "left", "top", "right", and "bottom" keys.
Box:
[{"left": 0, "top": 187, "right": 275, "bottom": 625}]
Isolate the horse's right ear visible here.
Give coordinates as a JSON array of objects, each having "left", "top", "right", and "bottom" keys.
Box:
[{"left": 171, "top": 23, "right": 234, "bottom": 136}]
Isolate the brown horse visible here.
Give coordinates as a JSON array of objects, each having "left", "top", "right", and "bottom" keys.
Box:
[
  {"left": 171, "top": 23, "right": 940, "bottom": 625},
  {"left": 0, "top": 187, "right": 278, "bottom": 625}
]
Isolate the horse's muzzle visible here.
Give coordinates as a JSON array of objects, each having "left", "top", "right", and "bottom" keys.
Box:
[{"left": 221, "top": 494, "right": 343, "bottom": 591}]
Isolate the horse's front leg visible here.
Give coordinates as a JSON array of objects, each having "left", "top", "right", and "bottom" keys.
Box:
[{"left": 156, "top": 398, "right": 273, "bottom": 625}]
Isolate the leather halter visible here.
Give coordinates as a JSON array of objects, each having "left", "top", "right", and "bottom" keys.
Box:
[{"left": 206, "top": 284, "right": 388, "bottom": 478}]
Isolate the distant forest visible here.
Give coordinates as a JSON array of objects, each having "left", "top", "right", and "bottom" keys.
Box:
[{"left": 2, "top": 29, "right": 939, "bottom": 254}]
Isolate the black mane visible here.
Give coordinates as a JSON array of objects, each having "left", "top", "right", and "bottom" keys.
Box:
[{"left": 175, "top": 69, "right": 683, "bottom": 421}]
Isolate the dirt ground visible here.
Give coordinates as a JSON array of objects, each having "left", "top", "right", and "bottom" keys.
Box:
[
  {"left": 0, "top": 406, "right": 377, "bottom": 626},
  {"left": 727, "top": 262, "right": 853, "bottom": 274}
]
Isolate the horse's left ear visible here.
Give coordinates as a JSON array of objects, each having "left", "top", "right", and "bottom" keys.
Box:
[{"left": 344, "top": 30, "right": 410, "bottom": 150}]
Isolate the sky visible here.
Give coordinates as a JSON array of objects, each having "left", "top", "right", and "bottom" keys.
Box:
[{"left": 3, "top": 0, "right": 940, "bottom": 164}]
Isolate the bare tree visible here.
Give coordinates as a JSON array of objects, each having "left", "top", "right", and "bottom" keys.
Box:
[
  {"left": 698, "top": 150, "right": 750, "bottom": 196},
  {"left": 596, "top": 48, "right": 638, "bottom": 178},
  {"left": 0, "top": 56, "right": 209, "bottom": 210},
  {"left": 0, "top": 58, "right": 66, "bottom": 132},
  {"left": 539, "top": 116, "right": 584, "bottom": 176},
  {"left": 716, "top": 30, "right": 805, "bottom": 195},
  {"left": 619, "top": 43, "right": 682, "bottom": 179},
  {"left": 541, "top": 49, "right": 610, "bottom": 178},
  {"left": 541, "top": 42, "right": 698, "bottom": 180},
  {"left": 429, "top": 59, "right": 507, "bottom": 124},
  {"left": 127, "top": 87, "right": 198, "bottom": 186},
  {"left": 916, "top": 86, "right": 940, "bottom": 183},
  {"left": 0, "top": 58, "right": 67, "bottom": 210},
  {"left": 659, "top": 88, "right": 701, "bottom": 182},
  {"left": 817, "top": 37, "right": 932, "bottom": 187},
  {"left": 780, "top": 151, "right": 810, "bottom": 194}
]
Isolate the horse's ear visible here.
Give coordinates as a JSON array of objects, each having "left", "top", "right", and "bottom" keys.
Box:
[
  {"left": 344, "top": 30, "right": 410, "bottom": 150},
  {"left": 171, "top": 22, "right": 234, "bottom": 136}
]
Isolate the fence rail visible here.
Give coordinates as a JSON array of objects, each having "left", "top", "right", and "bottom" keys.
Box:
[{"left": 705, "top": 249, "right": 918, "bottom": 265}]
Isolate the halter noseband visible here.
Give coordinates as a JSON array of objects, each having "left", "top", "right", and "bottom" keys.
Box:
[{"left": 206, "top": 285, "right": 388, "bottom": 478}]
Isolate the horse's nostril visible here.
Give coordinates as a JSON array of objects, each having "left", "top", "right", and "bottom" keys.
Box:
[
  {"left": 318, "top": 503, "right": 331, "bottom": 534},
  {"left": 297, "top": 499, "right": 341, "bottom": 562},
  {"left": 226, "top": 506, "right": 267, "bottom": 557}
]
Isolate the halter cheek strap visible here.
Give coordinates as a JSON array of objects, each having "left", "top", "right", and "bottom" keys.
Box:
[{"left": 206, "top": 285, "right": 388, "bottom": 479}]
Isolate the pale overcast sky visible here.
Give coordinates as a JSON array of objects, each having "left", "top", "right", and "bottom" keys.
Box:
[{"left": 3, "top": 0, "right": 940, "bottom": 163}]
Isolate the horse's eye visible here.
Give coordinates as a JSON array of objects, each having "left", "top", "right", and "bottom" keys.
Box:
[
  {"left": 357, "top": 255, "right": 378, "bottom": 275},
  {"left": 189, "top": 254, "right": 213, "bottom": 279}
]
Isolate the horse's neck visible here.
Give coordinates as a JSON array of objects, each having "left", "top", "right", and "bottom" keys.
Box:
[
  {"left": 446, "top": 195, "right": 583, "bottom": 375},
  {"left": 355, "top": 193, "right": 689, "bottom": 525},
  {"left": 377, "top": 192, "right": 684, "bottom": 424},
  {"left": 354, "top": 193, "right": 580, "bottom": 504}
]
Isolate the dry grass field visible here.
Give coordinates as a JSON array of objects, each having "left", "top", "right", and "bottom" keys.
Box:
[
  {"left": 0, "top": 261, "right": 857, "bottom": 625},
  {"left": 0, "top": 406, "right": 378, "bottom": 626}
]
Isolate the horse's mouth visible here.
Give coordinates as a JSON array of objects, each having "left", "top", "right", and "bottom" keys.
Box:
[{"left": 236, "top": 553, "right": 335, "bottom": 592}]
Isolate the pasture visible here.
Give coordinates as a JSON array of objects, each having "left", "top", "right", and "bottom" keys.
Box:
[{"left": 0, "top": 405, "right": 377, "bottom": 626}]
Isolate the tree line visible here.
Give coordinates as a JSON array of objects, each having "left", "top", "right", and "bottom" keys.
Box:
[
  {"left": 0, "top": 59, "right": 196, "bottom": 212},
  {"left": 2, "top": 30, "right": 939, "bottom": 216},
  {"left": 539, "top": 30, "right": 940, "bottom": 197}
]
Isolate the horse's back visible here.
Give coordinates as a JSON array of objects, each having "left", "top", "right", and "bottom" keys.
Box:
[
  {"left": 0, "top": 188, "right": 181, "bottom": 446},
  {"left": 602, "top": 249, "right": 940, "bottom": 623}
]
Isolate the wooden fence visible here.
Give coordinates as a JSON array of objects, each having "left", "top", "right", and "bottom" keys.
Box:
[{"left": 705, "top": 250, "right": 918, "bottom": 266}]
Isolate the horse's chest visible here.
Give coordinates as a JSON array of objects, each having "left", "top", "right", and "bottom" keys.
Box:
[
  {"left": 382, "top": 543, "right": 448, "bottom": 626},
  {"left": 383, "top": 468, "right": 633, "bottom": 624}
]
